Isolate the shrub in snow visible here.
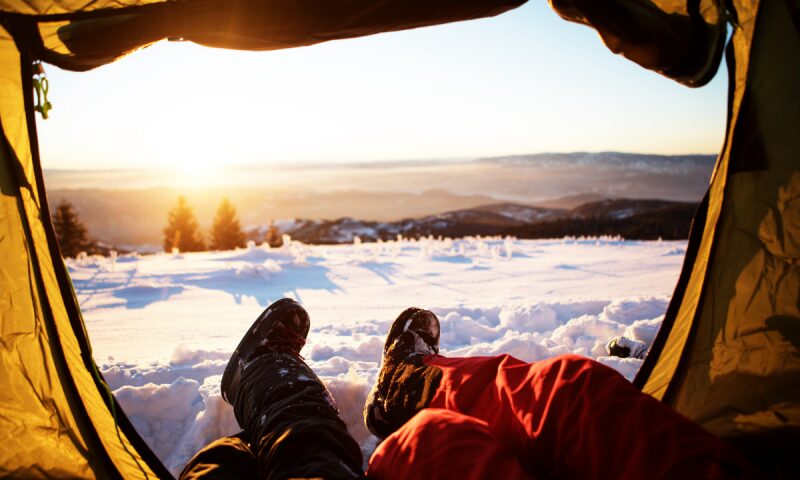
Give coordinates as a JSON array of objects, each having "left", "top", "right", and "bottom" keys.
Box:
[
  {"left": 418, "top": 242, "right": 433, "bottom": 259},
  {"left": 264, "top": 221, "right": 283, "bottom": 248},
  {"left": 504, "top": 237, "right": 514, "bottom": 258}
]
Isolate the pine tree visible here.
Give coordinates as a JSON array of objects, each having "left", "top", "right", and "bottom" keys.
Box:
[
  {"left": 163, "top": 196, "right": 205, "bottom": 252},
  {"left": 265, "top": 220, "right": 283, "bottom": 248},
  {"left": 52, "top": 199, "right": 90, "bottom": 258},
  {"left": 210, "top": 198, "right": 246, "bottom": 251}
]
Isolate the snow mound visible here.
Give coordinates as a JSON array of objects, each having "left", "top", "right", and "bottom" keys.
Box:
[
  {"left": 624, "top": 316, "right": 663, "bottom": 345},
  {"left": 499, "top": 303, "right": 559, "bottom": 332},
  {"left": 600, "top": 298, "right": 668, "bottom": 325}
]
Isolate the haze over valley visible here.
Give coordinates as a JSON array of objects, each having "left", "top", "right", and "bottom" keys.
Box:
[{"left": 45, "top": 152, "right": 715, "bottom": 248}]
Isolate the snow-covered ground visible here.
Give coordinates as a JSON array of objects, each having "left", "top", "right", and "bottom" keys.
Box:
[{"left": 69, "top": 237, "right": 685, "bottom": 475}]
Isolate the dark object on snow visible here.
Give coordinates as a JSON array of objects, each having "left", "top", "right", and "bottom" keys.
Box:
[
  {"left": 606, "top": 336, "right": 648, "bottom": 359},
  {"left": 608, "top": 338, "right": 632, "bottom": 358}
]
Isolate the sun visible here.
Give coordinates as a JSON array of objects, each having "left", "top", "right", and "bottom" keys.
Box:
[{"left": 143, "top": 104, "right": 230, "bottom": 187}]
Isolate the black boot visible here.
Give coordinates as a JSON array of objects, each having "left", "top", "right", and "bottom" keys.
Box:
[
  {"left": 221, "top": 298, "right": 363, "bottom": 479},
  {"left": 364, "top": 307, "right": 444, "bottom": 439},
  {"left": 221, "top": 298, "right": 309, "bottom": 406}
]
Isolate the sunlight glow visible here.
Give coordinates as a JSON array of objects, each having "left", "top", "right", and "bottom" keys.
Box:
[{"left": 36, "top": 1, "right": 727, "bottom": 177}]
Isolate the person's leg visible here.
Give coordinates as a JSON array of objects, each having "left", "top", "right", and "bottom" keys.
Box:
[
  {"left": 208, "top": 298, "right": 363, "bottom": 479},
  {"left": 234, "top": 350, "right": 363, "bottom": 479},
  {"left": 367, "top": 408, "right": 534, "bottom": 480},
  {"left": 366, "top": 308, "right": 759, "bottom": 479},
  {"left": 180, "top": 432, "right": 257, "bottom": 480}
]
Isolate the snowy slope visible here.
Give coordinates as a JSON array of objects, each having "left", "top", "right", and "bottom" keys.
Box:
[{"left": 68, "top": 237, "right": 685, "bottom": 474}]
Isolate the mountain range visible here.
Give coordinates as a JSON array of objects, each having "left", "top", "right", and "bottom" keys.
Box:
[
  {"left": 44, "top": 152, "right": 714, "bottom": 248},
  {"left": 265, "top": 198, "right": 697, "bottom": 245}
]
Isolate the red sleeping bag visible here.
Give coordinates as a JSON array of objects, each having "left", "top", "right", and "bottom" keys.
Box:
[{"left": 368, "top": 354, "right": 759, "bottom": 479}]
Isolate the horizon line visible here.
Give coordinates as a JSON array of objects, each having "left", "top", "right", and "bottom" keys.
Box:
[{"left": 42, "top": 150, "right": 719, "bottom": 173}]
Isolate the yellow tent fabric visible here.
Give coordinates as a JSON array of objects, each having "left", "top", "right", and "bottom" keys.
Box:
[
  {"left": 0, "top": 0, "right": 798, "bottom": 477},
  {"left": 0, "top": 22, "right": 164, "bottom": 480}
]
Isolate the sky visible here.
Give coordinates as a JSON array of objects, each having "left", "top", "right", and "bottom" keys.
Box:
[{"left": 36, "top": 1, "right": 728, "bottom": 173}]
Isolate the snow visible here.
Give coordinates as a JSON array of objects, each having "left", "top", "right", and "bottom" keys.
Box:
[{"left": 68, "top": 237, "right": 684, "bottom": 475}]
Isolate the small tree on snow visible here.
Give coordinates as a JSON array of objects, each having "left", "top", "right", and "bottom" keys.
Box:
[
  {"left": 210, "top": 198, "right": 246, "bottom": 251},
  {"left": 265, "top": 220, "right": 283, "bottom": 248},
  {"left": 52, "top": 199, "right": 89, "bottom": 258},
  {"left": 163, "top": 196, "right": 205, "bottom": 252}
]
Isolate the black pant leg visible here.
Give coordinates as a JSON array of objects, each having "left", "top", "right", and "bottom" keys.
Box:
[
  {"left": 234, "top": 352, "right": 364, "bottom": 479},
  {"left": 180, "top": 432, "right": 257, "bottom": 480}
]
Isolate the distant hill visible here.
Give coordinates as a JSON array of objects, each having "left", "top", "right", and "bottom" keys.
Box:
[
  {"left": 264, "top": 198, "right": 697, "bottom": 244},
  {"left": 508, "top": 199, "right": 697, "bottom": 240},
  {"left": 479, "top": 152, "right": 715, "bottom": 172},
  {"left": 533, "top": 193, "right": 606, "bottom": 210}
]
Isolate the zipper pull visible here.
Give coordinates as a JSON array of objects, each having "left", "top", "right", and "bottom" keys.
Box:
[{"left": 32, "top": 60, "right": 52, "bottom": 120}]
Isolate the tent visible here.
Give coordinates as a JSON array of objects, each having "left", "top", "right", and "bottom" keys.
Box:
[
  {"left": 0, "top": 0, "right": 796, "bottom": 477},
  {"left": 550, "top": 0, "right": 799, "bottom": 472}
]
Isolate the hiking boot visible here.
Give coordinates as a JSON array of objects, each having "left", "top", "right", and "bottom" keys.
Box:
[
  {"left": 382, "top": 307, "right": 440, "bottom": 361},
  {"left": 220, "top": 300, "right": 364, "bottom": 478},
  {"left": 221, "top": 298, "right": 310, "bottom": 405},
  {"left": 364, "top": 307, "right": 442, "bottom": 438}
]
